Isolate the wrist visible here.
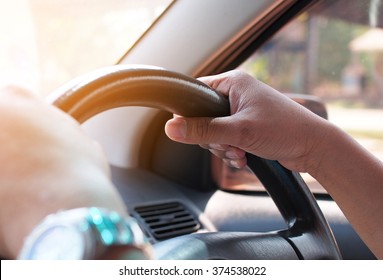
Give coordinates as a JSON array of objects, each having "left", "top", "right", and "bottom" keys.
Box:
[
  {"left": 304, "top": 119, "right": 349, "bottom": 181},
  {"left": 18, "top": 207, "right": 150, "bottom": 260},
  {"left": 304, "top": 118, "right": 338, "bottom": 178}
]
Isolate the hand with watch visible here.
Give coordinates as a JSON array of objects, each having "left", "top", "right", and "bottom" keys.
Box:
[
  {"left": 0, "top": 87, "right": 150, "bottom": 260},
  {"left": 18, "top": 208, "right": 149, "bottom": 260}
]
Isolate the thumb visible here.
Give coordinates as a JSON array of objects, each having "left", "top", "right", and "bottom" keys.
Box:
[{"left": 165, "top": 116, "right": 231, "bottom": 145}]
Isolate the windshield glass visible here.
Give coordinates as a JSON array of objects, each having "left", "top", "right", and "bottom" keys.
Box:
[{"left": 0, "top": 0, "right": 172, "bottom": 96}]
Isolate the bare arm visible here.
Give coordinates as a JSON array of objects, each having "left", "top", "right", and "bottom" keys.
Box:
[
  {"left": 165, "top": 70, "right": 383, "bottom": 259},
  {"left": 0, "top": 87, "right": 126, "bottom": 258},
  {"left": 307, "top": 121, "right": 383, "bottom": 259}
]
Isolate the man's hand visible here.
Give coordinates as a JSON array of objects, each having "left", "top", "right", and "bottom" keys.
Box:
[{"left": 165, "top": 70, "right": 327, "bottom": 172}]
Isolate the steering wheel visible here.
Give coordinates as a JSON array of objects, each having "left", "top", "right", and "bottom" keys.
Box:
[{"left": 48, "top": 65, "right": 342, "bottom": 260}]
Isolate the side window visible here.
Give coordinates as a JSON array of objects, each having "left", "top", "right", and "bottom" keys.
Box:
[
  {"left": 240, "top": 1, "right": 383, "bottom": 162},
  {"left": 215, "top": 0, "right": 383, "bottom": 192}
]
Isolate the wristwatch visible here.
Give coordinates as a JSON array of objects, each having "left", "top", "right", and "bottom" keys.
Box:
[{"left": 18, "top": 207, "right": 147, "bottom": 260}]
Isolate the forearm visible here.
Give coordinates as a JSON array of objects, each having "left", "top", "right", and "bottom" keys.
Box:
[{"left": 307, "top": 121, "right": 383, "bottom": 259}]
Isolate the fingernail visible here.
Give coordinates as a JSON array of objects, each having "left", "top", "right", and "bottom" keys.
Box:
[
  {"left": 226, "top": 150, "right": 239, "bottom": 159},
  {"left": 210, "top": 144, "right": 225, "bottom": 150},
  {"left": 166, "top": 118, "right": 187, "bottom": 139},
  {"left": 229, "top": 160, "right": 241, "bottom": 169}
]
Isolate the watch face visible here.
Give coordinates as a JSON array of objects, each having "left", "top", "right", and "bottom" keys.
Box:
[{"left": 26, "top": 225, "right": 86, "bottom": 260}]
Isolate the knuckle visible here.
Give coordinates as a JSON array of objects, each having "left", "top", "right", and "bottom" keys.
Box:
[{"left": 194, "top": 119, "right": 211, "bottom": 141}]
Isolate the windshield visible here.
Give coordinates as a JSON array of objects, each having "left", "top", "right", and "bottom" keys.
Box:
[{"left": 0, "top": 0, "right": 172, "bottom": 96}]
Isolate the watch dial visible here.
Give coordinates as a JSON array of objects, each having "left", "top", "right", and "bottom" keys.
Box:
[{"left": 28, "top": 225, "right": 85, "bottom": 259}]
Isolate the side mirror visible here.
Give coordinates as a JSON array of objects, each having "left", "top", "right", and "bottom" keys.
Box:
[{"left": 285, "top": 93, "right": 328, "bottom": 120}]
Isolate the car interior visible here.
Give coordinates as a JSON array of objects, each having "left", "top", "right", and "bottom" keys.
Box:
[{"left": 2, "top": 0, "right": 382, "bottom": 259}]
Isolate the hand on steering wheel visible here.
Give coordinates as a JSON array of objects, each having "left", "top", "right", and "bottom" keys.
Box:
[{"left": 50, "top": 65, "right": 341, "bottom": 260}]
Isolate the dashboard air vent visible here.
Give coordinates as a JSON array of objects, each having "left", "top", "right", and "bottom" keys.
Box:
[{"left": 134, "top": 202, "right": 200, "bottom": 240}]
